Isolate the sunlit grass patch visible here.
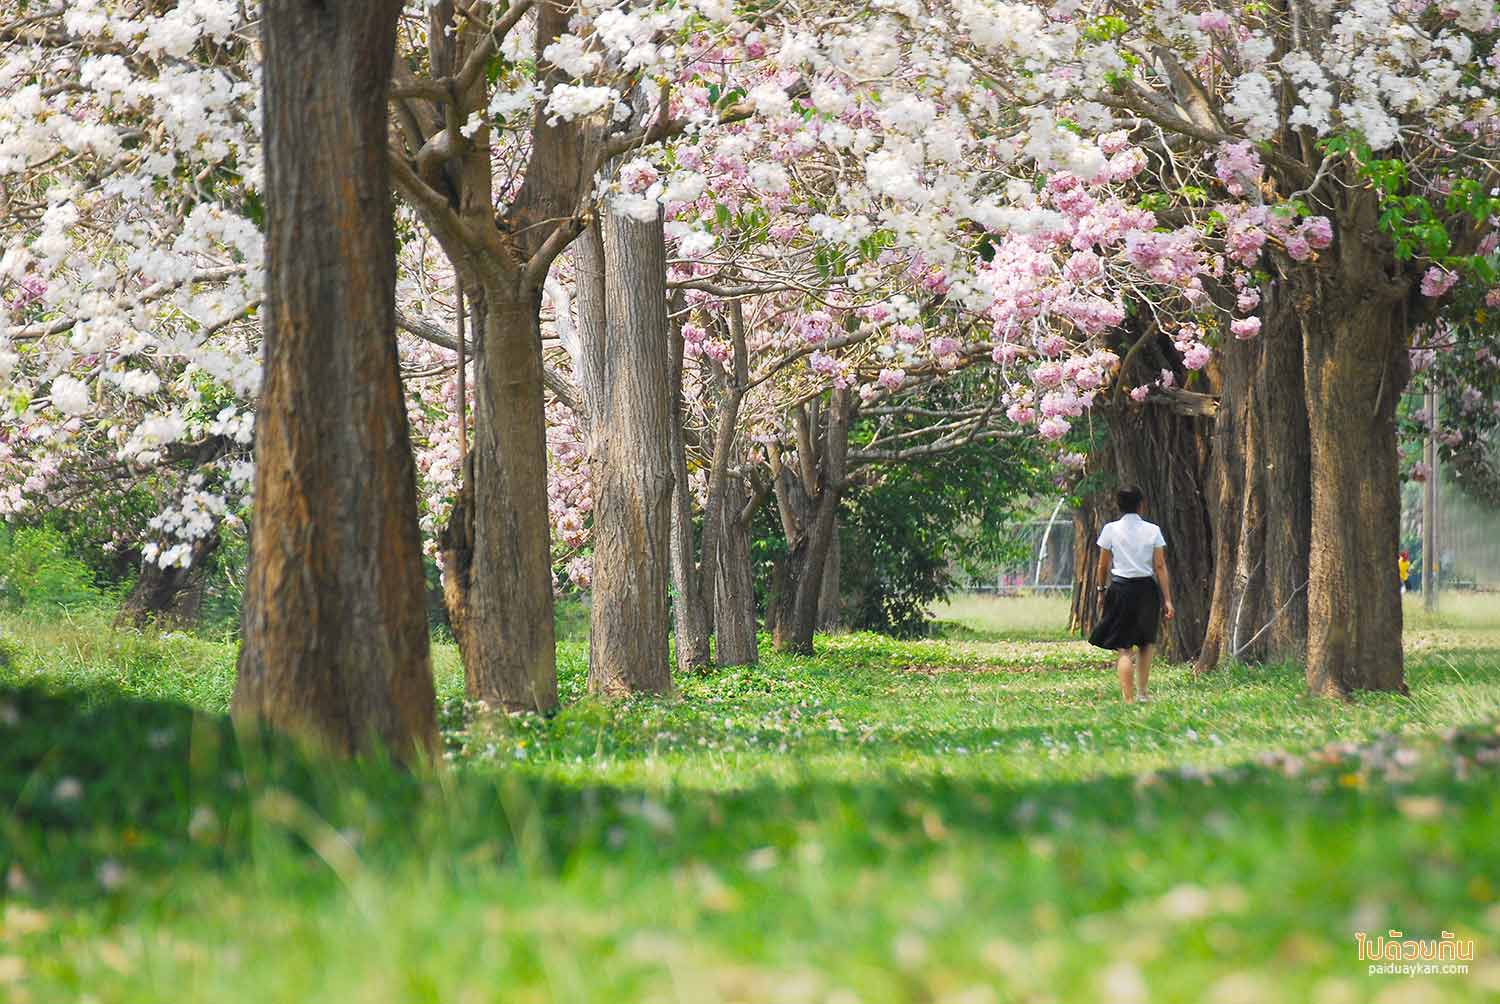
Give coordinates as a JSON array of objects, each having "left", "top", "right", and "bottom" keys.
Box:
[{"left": 930, "top": 591, "right": 1074, "bottom": 640}]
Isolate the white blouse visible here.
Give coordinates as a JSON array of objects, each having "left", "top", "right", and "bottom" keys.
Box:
[{"left": 1097, "top": 513, "right": 1166, "bottom": 579}]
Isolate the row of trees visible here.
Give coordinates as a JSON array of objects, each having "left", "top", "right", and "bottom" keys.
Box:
[{"left": 2, "top": 1, "right": 1498, "bottom": 758}]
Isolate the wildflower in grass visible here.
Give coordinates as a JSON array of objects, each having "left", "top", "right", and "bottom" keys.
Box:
[
  {"left": 96, "top": 860, "right": 126, "bottom": 891},
  {"left": 1158, "top": 884, "right": 1213, "bottom": 921},
  {"left": 188, "top": 806, "right": 219, "bottom": 842},
  {"left": 1099, "top": 961, "right": 1148, "bottom": 1004}
]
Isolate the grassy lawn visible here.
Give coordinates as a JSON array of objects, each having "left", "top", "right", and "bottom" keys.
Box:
[{"left": 2, "top": 594, "right": 1499, "bottom": 1002}]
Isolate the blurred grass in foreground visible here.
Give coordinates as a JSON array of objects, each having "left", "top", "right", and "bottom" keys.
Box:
[{"left": 1, "top": 597, "right": 1498, "bottom": 1003}]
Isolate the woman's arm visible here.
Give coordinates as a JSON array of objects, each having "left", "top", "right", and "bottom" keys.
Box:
[
  {"left": 1152, "top": 546, "right": 1175, "bottom": 620},
  {"left": 1096, "top": 548, "right": 1112, "bottom": 588}
]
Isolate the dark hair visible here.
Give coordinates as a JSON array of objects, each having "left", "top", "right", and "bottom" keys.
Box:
[{"left": 1117, "top": 486, "right": 1143, "bottom": 514}]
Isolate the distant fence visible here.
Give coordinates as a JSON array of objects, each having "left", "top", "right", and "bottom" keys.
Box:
[
  {"left": 1413, "top": 478, "right": 1500, "bottom": 590},
  {"left": 956, "top": 508, "right": 1077, "bottom": 595}
]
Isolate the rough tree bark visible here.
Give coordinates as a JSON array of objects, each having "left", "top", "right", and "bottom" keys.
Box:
[
  {"left": 233, "top": 0, "right": 437, "bottom": 761},
  {"left": 713, "top": 469, "right": 761, "bottom": 666},
  {"left": 1195, "top": 281, "right": 1312, "bottom": 673},
  {"left": 1300, "top": 196, "right": 1411, "bottom": 695},
  {"left": 575, "top": 211, "right": 674, "bottom": 697},
  {"left": 397, "top": 0, "right": 613, "bottom": 713},
  {"left": 1070, "top": 488, "right": 1113, "bottom": 633},
  {"left": 667, "top": 297, "right": 753, "bottom": 671},
  {"left": 771, "top": 390, "right": 852, "bottom": 654}
]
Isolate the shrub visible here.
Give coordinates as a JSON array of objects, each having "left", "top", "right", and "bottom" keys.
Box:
[{"left": 0, "top": 524, "right": 107, "bottom": 611}]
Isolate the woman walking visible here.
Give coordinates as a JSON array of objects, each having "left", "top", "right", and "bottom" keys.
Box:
[{"left": 1088, "top": 487, "right": 1175, "bottom": 703}]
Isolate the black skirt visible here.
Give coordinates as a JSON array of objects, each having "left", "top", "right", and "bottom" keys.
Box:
[{"left": 1088, "top": 576, "right": 1162, "bottom": 650}]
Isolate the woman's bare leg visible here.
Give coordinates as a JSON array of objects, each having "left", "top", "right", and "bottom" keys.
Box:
[
  {"left": 1136, "top": 644, "right": 1155, "bottom": 700},
  {"left": 1117, "top": 649, "right": 1136, "bottom": 702}
]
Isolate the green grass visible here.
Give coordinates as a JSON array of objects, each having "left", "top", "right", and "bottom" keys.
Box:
[{"left": 2, "top": 594, "right": 1499, "bottom": 1002}]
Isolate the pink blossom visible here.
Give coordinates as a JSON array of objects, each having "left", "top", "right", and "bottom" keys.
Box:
[
  {"left": 1421, "top": 267, "right": 1458, "bottom": 298},
  {"left": 566, "top": 556, "right": 593, "bottom": 589},
  {"left": 1225, "top": 224, "right": 1267, "bottom": 266},
  {"left": 992, "top": 342, "right": 1025, "bottom": 365},
  {"left": 1038, "top": 415, "right": 1071, "bottom": 440},
  {"left": 1129, "top": 385, "right": 1150, "bottom": 403},
  {"left": 1198, "top": 10, "right": 1233, "bottom": 33},
  {"left": 1108, "top": 148, "right": 1147, "bottom": 182},
  {"left": 1300, "top": 217, "right": 1334, "bottom": 249},
  {"left": 619, "top": 159, "right": 660, "bottom": 194},
  {"left": 877, "top": 367, "right": 905, "bottom": 391},
  {"left": 1284, "top": 236, "right": 1312, "bottom": 261},
  {"left": 1214, "top": 141, "right": 1263, "bottom": 197},
  {"left": 1236, "top": 288, "right": 1261, "bottom": 313},
  {"left": 1181, "top": 343, "right": 1213, "bottom": 370},
  {"left": 1063, "top": 250, "right": 1103, "bottom": 283},
  {"left": 1006, "top": 402, "right": 1036, "bottom": 425},
  {"left": 1158, "top": 369, "right": 1175, "bottom": 388},
  {"left": 1040, "top": 389, "right": 1082, "bottom": 418},
  {"left": 929, "top": 335, "right": 961, "bottom": 358},
  {"left": 1031, "top": 361, "right": 1064, "bottom": 387},
  {"left": 1485, "top": 288, "right": 1500, "bottom": 307},
  {"left": 1410, "top": 462, "right": 1431, "bottom": 483},
  {"left": 1230, "top": 316, "right": 1262, "bottom": 339}
]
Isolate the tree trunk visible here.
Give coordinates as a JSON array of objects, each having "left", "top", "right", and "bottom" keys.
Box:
[
  {"left": 816, "top": 526, "right": 842, "bottom": 632},
  {"left": 576, "top": 212, "right": 674, "bottom": 697},
  {"left": 121, "top": 531, "right": 220, "bottom": 627},
  {"left": 1196, "top": 280, "right": 1311, "bottom": 672},
  {"left": 233, "top": 0, "right": 436, "bottom": 761},
  {"left": 665, "top": 291, "right": 712, "bottom": 673},
  {"left": 444, "top": 285, "right": 559, "bottom": 712},
  {"left": 1070, "top": 468, "right": 1116, "bottom": 637},
  {"left": 1301, "top": 262, "right": 1410, "bottom": 695},
  {"left": 771, "top": 391, "right": 852, "bottom": 654},
  {"left": 714, "top": 473, "right": 760, "bottom": 667}
]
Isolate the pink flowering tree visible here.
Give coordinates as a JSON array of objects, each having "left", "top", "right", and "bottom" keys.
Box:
[{"left": 944, "top": 0, "right": 1500, "bottom": 694}]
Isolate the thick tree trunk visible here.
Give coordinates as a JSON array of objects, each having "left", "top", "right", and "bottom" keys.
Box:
[
  {"left": 445, "top": 286, "right": 559, "bottom": 712},
  {"left": 121, "top": 531, "right": 220, "bottom": 627},
  {"left": 233, "top": 0, "right": 436, "bottom": 761},
  {"left": 576, "top": 212, "right": 674, "bottom": 697},
  {"left": 1195, "top": 284, "right": 1311, "bottom": 673},
  {"left": 713, "top": 474, "right": 760, "bottom": 666},
  {"left": 771, "top": 391, "right": 852, "bottom": 654},
  {"left": 1301, "top": 272, "right": 1409, "bottom": 695}
]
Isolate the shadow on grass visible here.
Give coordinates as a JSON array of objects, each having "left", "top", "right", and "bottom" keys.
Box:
[{"left": 5, "top": 676, "right": 1500, "bottom": 920}]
